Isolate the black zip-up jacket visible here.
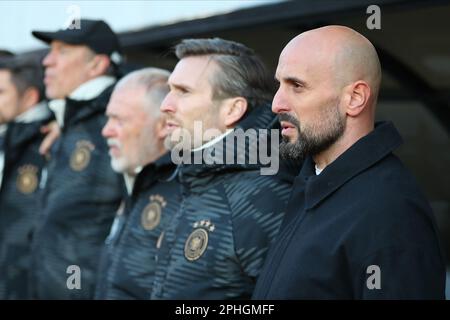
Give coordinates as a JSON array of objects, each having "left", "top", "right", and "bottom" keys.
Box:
[
  {"left": 253, "top": 121, "right": 446, "bottom": 299},
  {"left": 150, "top": 105, "right": 300, "bottom": 299},
  {"left": 95, "top": 154, "right": 179, "bottom": 299},
  {"left": 30, "top": 85, "right": 124, "bottom": 299},
  {"left": 0, "top": 114, "right": 51, "bottom": 299}
]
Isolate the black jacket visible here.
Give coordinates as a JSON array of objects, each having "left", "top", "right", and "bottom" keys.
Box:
[
  {"left": 30, "top": 85, "right": 124, "bottom": 299},
  {"left": 253, "top": 121, "right": 446, "bottom": 299},
  {"left": 0, "top": 114, "right": 51, "bottom": 299},
  {"left": 150, "top": 105, "right": 299, "bottom": 299},
  {"left": 95, "top": 154, "right": 179, "bottom": 299}
]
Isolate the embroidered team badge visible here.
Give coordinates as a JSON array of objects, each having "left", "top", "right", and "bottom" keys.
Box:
[
  {"left": 70, "top": 140, "right": 95, "bottom": 171},
  {"left": 16, "top": 164, "right": 39, "bottom": 194},
  {"left": 184, "top": 219, "right": 215, "bottom": 262},
  {"left": 141, "top": 194, "right": 166, "bottom": 231}
]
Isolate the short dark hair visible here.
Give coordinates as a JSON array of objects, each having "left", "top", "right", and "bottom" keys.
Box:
[
  {"left": 0, "top": 53, "right": 45, "bottom": 101},
  {"left": 0, "top": 50, "right": 14, "bottom": 58},
  {"left": 174, "top": 38, "right": 274, "bottom": 111}
]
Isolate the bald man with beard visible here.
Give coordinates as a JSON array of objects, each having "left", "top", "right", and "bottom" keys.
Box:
[{"left": 253, "top": 26, "right": 445, "bottom": 299}]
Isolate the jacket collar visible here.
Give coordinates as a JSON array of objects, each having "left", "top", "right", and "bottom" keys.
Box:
[
  {"left": 300, "top": 121, "right": 403, "bottom": 210},
  {"left": 130, "top": 153, "right": 176, "bottom": 197},
  {"left": 0, "top": 102, "right": 50, "bottom": 151},
  {"left": 14, "top": 101, "right": 51, "bottom": 124},
  {"left": 64, "top": 83, "right": 115, "bottom": 129},
  {"left": 191, "top": 129, "right": 233, "bottom": 152},
  {"left": 6, "top": 102, "right": 52, "bottom": 150},
  {"left": 3, "top": 115, "right": 52, "bottom": 168},
  {"left": 69, "top": 76, "right": 116, "bottom": 101},
  {"left": 49, "top": 76, "right": 116, "bottom": 128},
  {"left": 180, "top": 104, "right": 277, "bottom": 179}
]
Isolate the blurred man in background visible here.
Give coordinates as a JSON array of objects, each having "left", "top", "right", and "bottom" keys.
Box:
[
  {"left": 0, "top": 54, "right": 52, "bottom": 299},
  {"left": 96, "top": 68, "right": 180, "bottom": 299},
  {"left": 29, "top": 19, "right": 124, "bottom": 299}
]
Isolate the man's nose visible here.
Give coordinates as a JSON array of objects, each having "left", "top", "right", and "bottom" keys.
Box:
[
  {"left": 102, "top": 119, "right": 115, "bottom": 138},
  {"left": 160, "top": 93, "right": 176, "bottom": 114},
  {"left": 42, "top": 51, "right": 55, "bottom": 67},
  {"left": 272, "top": 89, "right": 290, "bottom": 114}
]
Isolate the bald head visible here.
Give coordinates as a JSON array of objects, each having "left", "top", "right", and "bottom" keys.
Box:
[
  {"left": 282, "top": 25, "right": 381, "bottom": 107},
  {"left": 274, "top": 26, "right": 382, "bottom": 164}
]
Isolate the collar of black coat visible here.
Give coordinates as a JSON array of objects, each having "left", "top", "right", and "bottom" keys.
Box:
[
  {"left": 130, "top": 152, "right": 177, "bottom": 197},
  {"left": 62, "top": 83, "right": 115, "bottom": 129},
  {"left": 179, "top": 103, "right": 278, "bottom": 178},
  {"left": 5, "top": 103, "right": 53, "bottom": 151},
  {"left": 299, "top": 121, "right": 403, "bottom": 210},
  {"left": 3, "top": 118, "right": 51, "bottom": 168}
]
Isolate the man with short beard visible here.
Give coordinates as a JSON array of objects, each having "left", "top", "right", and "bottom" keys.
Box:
[
  {"left": 95, "top": 68, "right": 180, "bottom": 299},
  {"left": 253, "top": 25, "right": 445, "bottom": 299}
]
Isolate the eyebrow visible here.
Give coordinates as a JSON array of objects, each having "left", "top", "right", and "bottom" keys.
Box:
[
  {"left": 281, "top": 76, "right": 308, "bottom": 88},
  {"left": 105, "top": 110, "right": 119, "bottom": 118},
  {"left": 169, "top": 82, "right": 193, "bottom": 92}
]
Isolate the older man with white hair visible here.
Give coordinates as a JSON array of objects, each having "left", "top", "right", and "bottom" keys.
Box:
[{"left": 96, "top": 68, "right": 180, "bottom": 299}]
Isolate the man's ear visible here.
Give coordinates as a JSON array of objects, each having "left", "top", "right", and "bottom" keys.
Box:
[
  {"left": 222, "top": 97, "right": 247, "bottom": 128},
  {"left": 88, "top": 54, "right": 111, "bottom": 78},
  {"left": 19, "top": 87, "right": 40, "bottom": 113},
  {"left": 346, "top": 81, "right": 371, "bottom": 117}
]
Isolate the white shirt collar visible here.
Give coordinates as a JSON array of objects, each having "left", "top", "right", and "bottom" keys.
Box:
[
  {"left": 192, "top": 129, "right": 234, "bottom": 152},
  {"left": 315, "top": 164, "right": 324, "bottom": 175},
  {"left": 123, "top": 166, "right": 143, "bottom": 195},
  {"left": 14, "top": 101, "right": 50, "bottom": 123},
  {"left": 123, "top": 174, "right": 136, "bottom": 196},
  {"left": 49, "top": 76, "right": 115, "bottom": 127}
]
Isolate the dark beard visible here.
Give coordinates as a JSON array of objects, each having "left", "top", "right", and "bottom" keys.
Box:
[{"left": 278, "top": 107, "right": 345, "bottom": 161}]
